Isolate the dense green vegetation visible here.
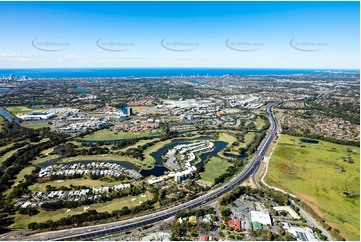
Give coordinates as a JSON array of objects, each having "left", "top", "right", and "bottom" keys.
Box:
[{"left": 0, "top": 121, "right": 68, "bottom": 232}]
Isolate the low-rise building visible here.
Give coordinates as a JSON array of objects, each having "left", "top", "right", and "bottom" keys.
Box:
[
  {"left": 228, "top": 219, "right": 242, "bottom": 230},
  {"left": 250, "top": 210, "right": 272, "bottom": 226},
  {"left": 287, "top": 226, "right": 318, "bottom": 241}
]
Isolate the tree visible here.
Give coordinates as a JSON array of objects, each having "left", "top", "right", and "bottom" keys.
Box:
[
  {"left": 284, "top": 232, "right": 294, "bottom": 241},
  {"left": 221, "top": 208, "right": 232, "bottom": 217},
  {"left": 28, "top": 222, "right": 38, "bottom": 230}
]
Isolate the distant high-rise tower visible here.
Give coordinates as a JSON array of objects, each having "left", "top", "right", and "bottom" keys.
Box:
[
  {"left": 9, "top": 74, "right": 16, "bottom": 81},
  {"left": 126, "top": 107, "right": 133, "bottom": 116}
]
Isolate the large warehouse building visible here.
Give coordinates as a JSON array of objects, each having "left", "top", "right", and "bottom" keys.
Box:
[{"left": 19, "top": 112, "right": 57, "bottom": 121}]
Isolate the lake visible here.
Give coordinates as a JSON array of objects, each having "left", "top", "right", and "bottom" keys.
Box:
[{"left": 300, "top": 139, "right": 319, "bottom": 144}]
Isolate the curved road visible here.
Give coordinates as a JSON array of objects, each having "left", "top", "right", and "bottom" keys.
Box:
[{"left": 26, "top": 103, "right": 278, "bottom": 241}]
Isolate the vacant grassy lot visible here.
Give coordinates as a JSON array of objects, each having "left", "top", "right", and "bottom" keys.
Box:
[
  {"left": 11, "top": 193, "right": 151, "bottom": 229},
  {"left": 82, "top": 129, "right": 152, "bottom": 141},
  {"left": 200, "top": 156, "right": 232, "bottom": 184},
  {"left": 265, "top": 134, "right": 360, "bottom": 240}
]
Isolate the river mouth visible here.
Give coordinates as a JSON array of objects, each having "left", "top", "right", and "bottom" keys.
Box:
[{"left": 300, "top": 139, "right": 319, "bottom": 144}]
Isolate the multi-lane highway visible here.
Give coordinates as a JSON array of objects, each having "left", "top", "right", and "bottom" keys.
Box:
[{"left": 26, "top": 103, "right": 278, "bottom": 241}]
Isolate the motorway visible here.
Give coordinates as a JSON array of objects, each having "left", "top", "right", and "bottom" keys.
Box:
[{"left": 26, "top": 103, "right": 278, "bottom": 241}]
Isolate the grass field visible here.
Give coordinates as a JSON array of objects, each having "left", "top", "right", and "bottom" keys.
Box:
[
  {"left": 13, "top": 166, "right": 36, "bottom": 187},
  {"left": 32, "top": 154, "right": 60, "bottom": 165},
  {"left": 0, "top": 145, "right": 28, "bottom": 165},
  {"left": 121, "top": 138, "right": 159, "bottom": 152},
  {"left": 218, "top": 132, "right": 237, "bottom": 143},
  {"left": 11, "top": 193, "right": 151, "bottom": 229},
  {"left": 243, "top": 132, "right": 256, "bottom": 146},
  {"left": 0, "top": 143, "right": 13, "bottom": 152},
  {"left": 265, "top": 134, "right": 360, "bottom": 240},
  {"left": 200, "top": 156, "right": 232, "bottom": 184},
  {"left": 0, "top": 115, "right": 4, "bottom": 132},
  {"left": 82, "top": 129, "right": 152, "bottom": 141},
  {"left": 218, "top": 131, "right": 255, "bottom": 156},
  {"left": 246, "top": 116, "right": 265, "bottom": 131},
  {"left": 5, "top": 106, "right": 46, "bottom": 114},
  {"left": 22, "top": 123, "right": 52, "bottom": 129},
  {"left": 254, "top": 116, "right": 265, "bottom": 130}
]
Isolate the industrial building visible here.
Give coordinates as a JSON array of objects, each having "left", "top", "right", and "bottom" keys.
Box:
[
  {"left": 273, "top": 206, "right": 301, "bottom": 219},
  {"left": 20, "top": 112, "right": 57, "bottom": 120},
  {"left": 250, "top": 210, "right": 272, "bottom": 226},
  {"left": 287, "top": 226, "right": 318, "bottom": 241}
]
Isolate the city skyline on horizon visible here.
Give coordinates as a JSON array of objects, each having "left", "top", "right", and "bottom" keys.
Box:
[{"left": 0, "top": 1, "right": 359, "bottom": 69}]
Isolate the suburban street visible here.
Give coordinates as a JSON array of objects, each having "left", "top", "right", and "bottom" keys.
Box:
[{"left": 24, "top": 103, "right": 278, "bottom": 241}]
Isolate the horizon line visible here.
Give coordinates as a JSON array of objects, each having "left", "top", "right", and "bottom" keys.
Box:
[{"left": 0, "top": 67, "right": 359, "bottom": 71}]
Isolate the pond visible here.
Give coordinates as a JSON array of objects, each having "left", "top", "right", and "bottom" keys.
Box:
[
  {"left": 223, "top": 152, "right": 249, "bottom": 159},
  {"left": 76, "top": 87, "right": 87, "bottom": 93},
  {"left": 300, "top": 139, "right": 319, "bottom": 144},
  {"left": 176, "top": 130, "right": 197, "bottom": 135}
]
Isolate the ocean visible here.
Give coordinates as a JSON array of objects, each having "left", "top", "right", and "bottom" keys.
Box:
[{"left": 0, "top": 68, "right": 358, "bottom": 78}]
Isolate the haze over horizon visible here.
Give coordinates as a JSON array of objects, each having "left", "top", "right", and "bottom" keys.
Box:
[{"left": 0, "top": 1, "right": 359, "bottom": 69}]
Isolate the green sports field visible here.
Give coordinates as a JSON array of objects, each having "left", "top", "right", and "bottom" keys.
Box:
[
  {"left": 5, "top": 106, "right": 46, "bottom": 114},
  {"left": 265, "top": 134, "right": 360, "bottom": 240}
]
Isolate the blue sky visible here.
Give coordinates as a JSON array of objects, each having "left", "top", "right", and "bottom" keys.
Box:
[{"left": 0, "top": 1, "right": 359, "bottom": 69}]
